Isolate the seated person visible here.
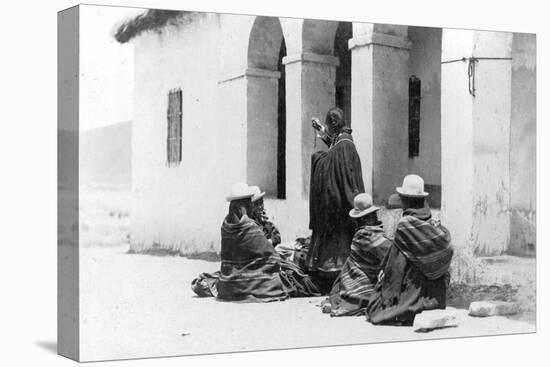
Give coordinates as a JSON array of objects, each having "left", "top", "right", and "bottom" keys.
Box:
[
  {"left": 365, "top": 175, "right": 453, "bottom": 326},
  {"left": 192, "top": 183, "right": 320, "bottom": 301},
  {"left": 248, "top": 185, "right": 281, "bottom": 247},
  {"left": 325, "top": 193, "right": 392, "bottom": 317}
]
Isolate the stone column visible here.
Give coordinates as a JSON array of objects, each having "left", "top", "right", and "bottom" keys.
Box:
[
  {"left": 217, "top": 71, "right": 249, "bottom": 186},
  {"left": 282, "top": 52, "right": 339, "bottom": 201},
  {"left": 349, "top": 24, "right": 412, "bottom": 204},
  {"left": 218, "top": 67, "right": 281, "bottom": 197},
  {"left": 245, "top": 68, "right": 281, "bottom": 197},
  {"left": 440, "top": 29, "right": 512, "bottom": 256}
]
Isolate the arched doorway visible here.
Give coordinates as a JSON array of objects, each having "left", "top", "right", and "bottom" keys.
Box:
[
  {"left": 334, "top": 22, "right": 352, "bottom": 126},
  {"left": 246, "top": 17, "right": 286, "bottom": 198},
  {"left": 276, "top": 39, "right": 287, "bottom": 199},
  {"left": 408, "top": 26, "right": 442, "bottom": 207}
]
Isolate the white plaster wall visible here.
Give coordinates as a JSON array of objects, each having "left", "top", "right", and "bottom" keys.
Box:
[
  {"left": 441, "top": 29, "right": 475, "bottom": 253},
  {"left": 441, "top": 29, "right": 513, "bottom": 256},
  {"left": 470, "top": 31, "right": 512, "bottom": 255},
  {"left": 218, "top": 15, "right": 255, "bottom": 76},
  {"left": 131, "top": 13, "right": 230, "bottom": 253}
]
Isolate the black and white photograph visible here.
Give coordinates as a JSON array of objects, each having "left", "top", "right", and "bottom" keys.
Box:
[
  {"left": 56, "top": 3, "right": 539, "bottom": 362},
  {"left": 3, "top": 0, "right": 545, "bottom": 365}
]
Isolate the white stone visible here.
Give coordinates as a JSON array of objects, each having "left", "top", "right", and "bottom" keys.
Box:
[
  {"left": 413, "top": 309, "right": 458, "bottom": 332},
  {"left": 468, "top": 301, "right": 519, "bottom": 317}
]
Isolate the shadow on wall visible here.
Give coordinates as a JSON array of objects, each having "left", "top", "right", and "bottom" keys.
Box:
[
  {"left": 425, "top": 184, "right": 441, "bottom": 208},
  {"left": 508, "top": 209, "right": 536, "bottom": 257}
]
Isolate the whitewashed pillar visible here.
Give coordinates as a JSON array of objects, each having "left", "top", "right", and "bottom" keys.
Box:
[
  {"left": 441, "top": 29, "right": 512, "bottom": 255},
  {"left": 283, "top": 52, "right": 339, "bottom": 201},
  {"left": 349, "top": 24, "right": 411, "bottom": 204},
  {"left": 245, "top": 68, "right": 281, "bottom": 197}
]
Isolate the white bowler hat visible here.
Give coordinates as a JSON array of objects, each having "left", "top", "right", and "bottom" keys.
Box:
[
  {"left": 249, "top": 185, "right": 266, "bottom": 202},
  {"left": 396, "top": 174, "right": 429, "bottom": 198},
  {"left": 349, "top": 193, "right": 380, "bottom": 218},
  {"left": 225, "top": 182, "right": 254, "bottom": 202}
]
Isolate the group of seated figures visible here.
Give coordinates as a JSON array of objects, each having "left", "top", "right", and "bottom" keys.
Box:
[
  {"left": 191, "top": 183, "right": 321, "bottom": 302},
  {"left": 192, "top": 107, "right": 453, "bottom": 327},
  {"left": 192, "top": 175, "right": 453, "bottom": 326}
]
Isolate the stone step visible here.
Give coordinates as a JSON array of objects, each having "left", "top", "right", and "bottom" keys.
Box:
[{"left": 468, "top": 301, "right": 519, "bottom": 317}]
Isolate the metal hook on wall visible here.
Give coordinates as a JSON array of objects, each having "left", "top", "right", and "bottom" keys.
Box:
[
  {"left": 467, "top": 57, "right": 479, "bottom": 97},
  {"left": 441, "top": 56, "right": 511, "bottom": 98}
]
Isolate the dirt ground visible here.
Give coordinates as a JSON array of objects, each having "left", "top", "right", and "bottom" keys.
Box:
[
  {"left": 76, "top": 189, "right": 536, "bottom": 362},
  {"left": 79, "top": 245, "right": 534, "bottom": 362}
]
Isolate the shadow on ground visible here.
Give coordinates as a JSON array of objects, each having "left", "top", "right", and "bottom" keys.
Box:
[{"left": 36, "top": 340, "right": 57, "bottom": 354}]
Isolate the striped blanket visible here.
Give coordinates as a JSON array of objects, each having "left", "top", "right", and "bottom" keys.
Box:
[
  {"left": 328, "top": 224, "right": 391, "bottom": 316},
  {"left": 394, "top": 214, "right": 453, "bottom": 280},
  {"left": 366, "top": 208, "right": 453, "bottom": 325},
  {"left": 192, "top": 215, "right": 320, "bottom": 302}
]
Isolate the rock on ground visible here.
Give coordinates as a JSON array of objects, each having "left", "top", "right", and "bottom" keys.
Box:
[
  {"left": 414, "top": 309, "right": 458, "bottom": 332},
  {"left": 469, "top": 301, "right": 519, "bottom": 317}
]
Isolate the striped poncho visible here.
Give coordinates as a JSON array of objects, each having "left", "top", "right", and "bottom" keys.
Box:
[
  {"left": 192, "top": 215, "right": 320, "bottom": 302},
  {"left": 328, "top": 223, "right": 392, "bottom": 316},
  {"left": 366, "top": 207, "right": 453, "bottom": 326}
]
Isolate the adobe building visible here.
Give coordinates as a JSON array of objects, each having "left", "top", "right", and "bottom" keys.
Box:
[{"left": 115, "top": 11, "right": 535, "bottom": 258}]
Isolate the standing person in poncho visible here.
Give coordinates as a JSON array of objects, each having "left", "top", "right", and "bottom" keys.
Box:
[
  {"left": 366, "top": 175, "right": 454, "bottom": 326},
  {"left": 307, "top": 107, "right": 365, "bottom": 293}
]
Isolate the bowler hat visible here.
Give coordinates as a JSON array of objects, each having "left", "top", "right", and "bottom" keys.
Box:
[
  {"left": 396, "top": 174, "right": 429, "bottom": 197},
  {"left": 249, "top": 185, "right": 266, "bottom": 202},
  {"left": 349, "top": 193, "right": 380, "bottom": 218},
  {"left": 225, "top": 182, "right": 254, "bottom": 202}
]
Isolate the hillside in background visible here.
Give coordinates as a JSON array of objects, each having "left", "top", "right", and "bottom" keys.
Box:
[{"left": 80, "top": 121, "right": 132, "bottom": 189}]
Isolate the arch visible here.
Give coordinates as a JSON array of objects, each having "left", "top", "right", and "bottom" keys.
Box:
[
  {"left": 245, "top": 17, "right": 287, "bottom": 198},
  {"left": 302, "top": 19, "right": 339, "bottom": 55},
  {"left": 248, "top": 17, "right": 284, "bottom": 71}
]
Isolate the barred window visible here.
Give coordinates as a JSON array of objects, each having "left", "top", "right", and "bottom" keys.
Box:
[
  {"left": 167, "top": 88, "right": 182, "bottom": 165},
  {"left": 408, "top": 75, "right": 421, "bottom": 158}
]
